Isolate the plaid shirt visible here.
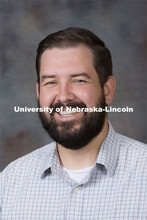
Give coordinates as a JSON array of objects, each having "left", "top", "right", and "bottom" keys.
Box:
[{"left": 0, "top": 123, "right": 147, "bottom": 220}]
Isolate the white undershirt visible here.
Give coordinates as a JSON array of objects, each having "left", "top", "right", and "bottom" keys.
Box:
[{"left": 63, "top": 164, "right": 95, "bottom": 184}]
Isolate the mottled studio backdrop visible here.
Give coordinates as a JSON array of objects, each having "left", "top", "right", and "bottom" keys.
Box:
[{"left": 0, "top": 0, "right": 146, "bottom": 171}]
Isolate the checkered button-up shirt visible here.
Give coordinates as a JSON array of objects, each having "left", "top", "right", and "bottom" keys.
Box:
[{"left": 0, "top": 123, "right": 147, "bottom": 220}]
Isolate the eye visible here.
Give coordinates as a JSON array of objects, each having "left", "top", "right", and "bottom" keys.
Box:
[
  {"left": 49, "top": 81, "right": 56, "bottom": 84},
  {"left": 73, "top": 79, "right": 87, "bottom": 83},
  {"left": 45, "top": 81, "right": 57, "bottom": 85},
  {"left": 77, "top": 80, "right": 86, "bottom": 83}
]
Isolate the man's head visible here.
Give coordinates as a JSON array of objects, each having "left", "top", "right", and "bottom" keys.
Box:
[
  {"left": 36, "top": 27, "right": 115, "bottom": 149},
  {"left": 36, "top": 27, "right": 113, "bottom": 88}
]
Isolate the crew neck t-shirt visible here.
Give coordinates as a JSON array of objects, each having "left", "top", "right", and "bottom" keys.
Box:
[{"left": 63, "top": 164, "right": 95, "bottom": 184}]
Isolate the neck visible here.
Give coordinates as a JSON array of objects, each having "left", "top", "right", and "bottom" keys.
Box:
[{"left": 57, "top": 119, "right": 109, "bottom": 170}]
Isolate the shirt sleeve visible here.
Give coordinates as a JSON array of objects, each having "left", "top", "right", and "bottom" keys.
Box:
[
  {"left": 0, "top": 170, "right": 4, "bottom": 219},
  {"left": 0, "top": 166, "right": 9, "bottom": 219}
]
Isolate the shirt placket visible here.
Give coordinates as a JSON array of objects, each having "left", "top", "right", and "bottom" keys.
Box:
[{"left": 66, "top": 185, "right": 83, "bottom": 220}]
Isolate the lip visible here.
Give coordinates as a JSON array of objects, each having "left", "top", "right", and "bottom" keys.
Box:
[
  {"left": 59, "top": 111, "right": 77, "bottom": 116},
  {"left": 54, "top": 111, "right": 82, "bottom": 121}
]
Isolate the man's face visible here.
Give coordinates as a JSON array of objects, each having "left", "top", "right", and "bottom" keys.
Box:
[{"left": 37, "top": 45, "right": 106, "bottom": 149}]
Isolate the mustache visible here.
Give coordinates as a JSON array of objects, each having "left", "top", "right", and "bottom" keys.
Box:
[{"left": 50, "top": 101, "right": 87, "bottom": 113}]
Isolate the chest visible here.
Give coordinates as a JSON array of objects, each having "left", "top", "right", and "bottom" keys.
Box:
[{"left": 2, "top": 172, "right": 146, "bottom": 220}]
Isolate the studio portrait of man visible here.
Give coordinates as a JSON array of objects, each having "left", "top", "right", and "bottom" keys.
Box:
[{"left": 0, "top": 27, "right": 146, "bottom": 220}]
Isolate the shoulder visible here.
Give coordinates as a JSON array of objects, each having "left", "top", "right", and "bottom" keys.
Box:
[
  {"left": 0, "top": 142, "right": 56, "bottom": 209},
  {"left": 0, "top": 142, "right": 56, "bottom": 180},
  {"left": 118, "top": 133, "right": 147, "bottom": 153},
  {"left": 117, "top": 133, "right": 147, "bottom": 170}
]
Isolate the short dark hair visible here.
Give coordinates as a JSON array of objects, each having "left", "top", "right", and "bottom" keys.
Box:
[{"left": 36, "top": 27, "right": 113, "bottom": 88}]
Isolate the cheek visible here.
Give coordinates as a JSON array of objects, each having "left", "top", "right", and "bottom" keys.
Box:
[
  {"left": 39, "top": 90, "right": 55, "bottom": 107},
  {"left": 75, "top": 87, "right": 99, "bottom": 107}
]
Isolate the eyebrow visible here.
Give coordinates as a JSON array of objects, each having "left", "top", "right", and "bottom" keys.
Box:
[
  {"left": 41, "top": 72, "right": 91, "bottom": 82},
  {"left": 71, "top": 73, "right": 91, "bottom": 79},
  {"left": 41, "top": 75, "right": 56, "bottom": 82}
]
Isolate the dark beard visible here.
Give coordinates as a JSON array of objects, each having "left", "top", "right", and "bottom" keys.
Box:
[{"left": 38, "top": 92, "right": 106, "bottom": 150}]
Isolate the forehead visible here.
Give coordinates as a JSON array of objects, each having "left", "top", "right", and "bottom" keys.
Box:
[{"left": 40, "top": 45, "right": 94, "bottom": 73}]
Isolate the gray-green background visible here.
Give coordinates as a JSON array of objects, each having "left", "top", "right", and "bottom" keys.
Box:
[{"left": 0, "top": 0, "right": 146, "bottom": 171}]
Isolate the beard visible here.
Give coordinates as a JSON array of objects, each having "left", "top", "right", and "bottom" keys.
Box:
[{"left": 38, "top": 92, "right": 106, "bottom": 150}]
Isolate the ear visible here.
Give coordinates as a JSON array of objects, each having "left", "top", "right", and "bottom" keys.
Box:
[
  {"left": 36, "top": 81, "right": 40, "bottom": 99},
  {"left": 103, "top": 76, "right": 116, "bottom": 105}
]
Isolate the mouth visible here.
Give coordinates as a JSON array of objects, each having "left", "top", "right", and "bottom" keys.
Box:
[
  {"left": 53, "top": 109, "right": 82, "bottom": 122},
  {"left": 59, "top": 110, "right": 77, "bottom": 117}
]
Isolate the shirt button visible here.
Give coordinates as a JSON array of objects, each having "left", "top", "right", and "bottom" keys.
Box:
[{"left": 74, "top": 187, "right": 80, "bottom": 193}]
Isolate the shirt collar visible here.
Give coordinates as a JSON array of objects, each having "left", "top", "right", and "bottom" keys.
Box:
[
  {"left": 41, "top": 143, "right": 70, "bottom": 182},
  {"left": 96, "top": 122, "right": 120, "bottom": 176},
  {"left": 40, "top": 142, "right": 56, "bottom": 177}
]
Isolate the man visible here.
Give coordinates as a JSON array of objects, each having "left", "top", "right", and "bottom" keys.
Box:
[{"left": 0, "top": 27, "right": 146, "bottom": 220}]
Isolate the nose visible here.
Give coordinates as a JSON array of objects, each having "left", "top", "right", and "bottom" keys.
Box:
[{"left": 56, "top": 83, "right": 75, "bottom": 103}]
